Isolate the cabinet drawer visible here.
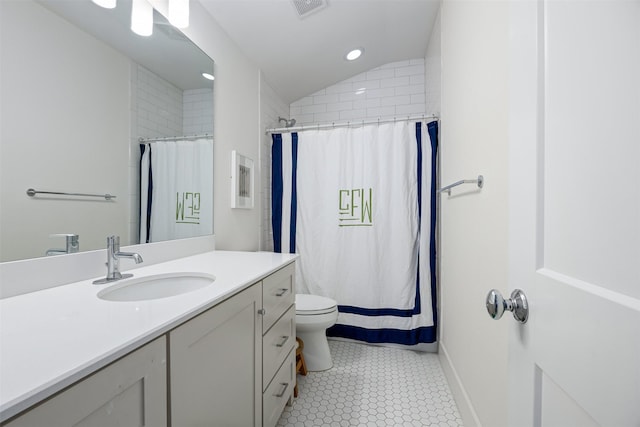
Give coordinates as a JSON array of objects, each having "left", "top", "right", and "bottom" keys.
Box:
[
  {"left": 263, "top": 305, "right": 295, "bottom": 389},
  {"left": 262, "top": 263, "right": 295, "bottom": 332},
  {"left": 263, "top": 349, "right": 295, "bottom": 427}
]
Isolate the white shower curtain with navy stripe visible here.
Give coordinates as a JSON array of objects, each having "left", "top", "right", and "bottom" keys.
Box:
[{"left": 272, "top": 121, "right": 438, "bottom": 345}]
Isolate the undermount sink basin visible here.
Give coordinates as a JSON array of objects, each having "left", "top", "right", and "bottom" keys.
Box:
[{"left": 97, "top": 272, "right": 215, "bottom": 302}]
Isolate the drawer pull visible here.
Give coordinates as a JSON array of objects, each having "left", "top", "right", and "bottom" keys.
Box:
[
  {"left": 275, "top": 288, "right": 289, "bottom": 297},
  {"left": 258, "top": 309, "right": 266, "bottom": 315},
  {"left": 275, "top": 335, "right": 289, "bottom": 347},
  {"left": 273, "top": 382, "right": 289, "bottom": 398}
]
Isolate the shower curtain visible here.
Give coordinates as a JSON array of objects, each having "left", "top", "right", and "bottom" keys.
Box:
[
  {"left": 139, "top": 138, "right": 213, "bottom": 243},
  {"left": 272, "top": 121, "right": 438, "bottom": 345}
]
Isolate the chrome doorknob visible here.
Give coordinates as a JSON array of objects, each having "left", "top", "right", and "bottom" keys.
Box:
[{"left": 486, "top": 289, "right": 529, "bottom": 323}]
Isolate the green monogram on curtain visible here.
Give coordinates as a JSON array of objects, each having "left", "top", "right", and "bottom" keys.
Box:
[
  {"left": 338, "top": 188, "right": 373, "bottom": 227},
  {"left": 176, "top": 192, "right": 201, "bottom": 224}
]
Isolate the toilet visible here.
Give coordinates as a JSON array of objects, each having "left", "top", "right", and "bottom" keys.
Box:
[{"left": 295, "top": 294, "right": 339, "bottom": 371}]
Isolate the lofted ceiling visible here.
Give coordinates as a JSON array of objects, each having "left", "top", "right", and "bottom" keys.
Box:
[{"left": 199, "top": 0, "right": 441, "bottom": 103}]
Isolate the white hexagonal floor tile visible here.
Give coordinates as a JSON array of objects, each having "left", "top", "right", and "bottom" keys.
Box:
[{"left": 277, "top": 340, "right": 464, "bottom": 426}]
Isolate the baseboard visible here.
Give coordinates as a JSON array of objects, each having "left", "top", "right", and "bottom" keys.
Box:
[{"left": 439, "top": 342, "right": 482, "bottom": 427}]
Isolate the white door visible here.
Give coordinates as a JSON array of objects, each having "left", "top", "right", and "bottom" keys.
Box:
[{"left": 506, "top": 1, "right": 640, "bottom": 427}]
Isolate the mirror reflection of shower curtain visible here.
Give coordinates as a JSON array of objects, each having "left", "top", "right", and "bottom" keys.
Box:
[
  {"left": 139, "top": 138, "right": 213, "bottom": 243},
  {"left": 272, "top": 121, "right": 438, "bottom": 345}
]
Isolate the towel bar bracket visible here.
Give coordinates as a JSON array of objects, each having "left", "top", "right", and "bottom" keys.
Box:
[{"left": 438, "top": 175, "right": 484, "bottom": 196}]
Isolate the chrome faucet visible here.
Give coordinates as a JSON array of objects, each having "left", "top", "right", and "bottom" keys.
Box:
[
  {"left": 93, "top": 235, "right": 143, "bottom": 284},
  {"left": 45, "top": 234, "right": 79, "bottom": 256}
]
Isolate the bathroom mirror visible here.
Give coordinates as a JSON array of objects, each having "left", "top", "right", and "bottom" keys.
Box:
[{"left": 0, "top": 0, "right": 215, "bottom": 262}]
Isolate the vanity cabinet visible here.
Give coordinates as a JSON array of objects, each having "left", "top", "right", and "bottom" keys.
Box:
[
  {"left": 170, "top": 283, "right": 262, "bottom": 427},
  {"left": 4, "top": 337, "right": 166, "bottom": 427},
  {"left": 170, "top": 262, "right": 296, "bottom": 427},
  {"left": 1, "top": 260, "right": 297, "bottom": 427},
  {"left": 261, "top": 263, "right": 296, "bottom": 427}
]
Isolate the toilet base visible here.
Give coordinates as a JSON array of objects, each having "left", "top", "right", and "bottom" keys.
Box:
[{"left": 296, "top": 330, "right": 333, "bottom": 371}]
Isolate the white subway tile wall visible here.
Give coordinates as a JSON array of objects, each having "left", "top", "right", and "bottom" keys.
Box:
[
  {"left": 183, "top": 88, "right": 214, "bottom": 135},
  {"left": 136, "top": 65, "right": 183, "bottom": 138},
  {"left": 290, "top": 59, "right": 432, "bottom": 126}
]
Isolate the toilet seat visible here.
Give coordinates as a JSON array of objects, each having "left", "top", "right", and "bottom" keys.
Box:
[{"left": 296, "top": 294, "right": 337, "bottom": 315}]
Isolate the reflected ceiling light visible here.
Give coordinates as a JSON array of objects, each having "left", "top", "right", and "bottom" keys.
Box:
[
  {"left": 169, "top": 0, "right": 190, "bottom": 29},
  {"left": 345, "top": 48, "right": 363, "bottom": 61},
  {"left": 355, "top": 87, "right": 366, "bottom": 95},
  {"left": 91, "top": 0, "right": 117, "bottom": 8},
  {"left": 202, "top": 72, "right": 215, "bottom": 81},
  {"left": 131, "top": 0, "right": 153, "bottom": 36}
]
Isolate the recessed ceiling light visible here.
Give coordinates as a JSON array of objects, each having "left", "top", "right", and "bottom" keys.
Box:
[
  {"left": 202, "top": 72, "right": 215, "bottom": 81},
  {"left": 345, "top": 48, "right": 363, "bottom": 61}
]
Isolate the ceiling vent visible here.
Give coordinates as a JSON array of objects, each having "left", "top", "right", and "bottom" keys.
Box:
[{"left": 292, "top": 0, "right": 328, "bottom": 19}]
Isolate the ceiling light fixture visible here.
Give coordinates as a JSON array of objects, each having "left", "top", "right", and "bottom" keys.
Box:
[
  {"left": 202, "top": 72, "right": 215, "bottom": 81},
  {"left": 91, "top": 0, "right": 117, "bottom": 8},
  {"left": 168, "top": 0, "right": 190, "bottom": 29},
  {"left": 345, "top": 48, "right": 363, "bottom": 61},
  {"left": 131, "top": 0, "right": 153, "bottom": 36}
]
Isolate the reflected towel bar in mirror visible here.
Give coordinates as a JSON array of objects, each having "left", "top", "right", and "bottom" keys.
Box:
[
  {"left": 438, "top": 175, "right": 484, "bottom": 196},
  {"left": 26, "top": 188, "right": 116, "bottom": 201}
]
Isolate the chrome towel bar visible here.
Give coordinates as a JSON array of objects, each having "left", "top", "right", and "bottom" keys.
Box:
[
  {"left": 438, "top": 175, "right": 484, "bottom": 196},
  {"left": 26, "top": 188, "right": 116, "bottom": 201}
]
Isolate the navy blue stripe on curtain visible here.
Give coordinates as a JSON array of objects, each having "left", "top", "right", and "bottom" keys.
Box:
[
  {"left": 427, "top": 120, "right": 439, "bottom": 330},
  {"left": 271, "top": 134, "right": 283, "bottom": 253},
  {"left": 139, "top": 144, "right": 153, "bottom": 243},
  {"left": 289, "top": 133, "right": 298, "bottom": 253},
  {"left": 329, "top": 325, "right": 437, "bottom": 346}
]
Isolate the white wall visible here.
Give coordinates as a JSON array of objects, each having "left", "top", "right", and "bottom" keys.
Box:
[
  {"left": 438, "top": 1, "right": 509, "bottom": 426},
  {"left": 0, "top": 0, "right": 130, "bottom": 262}
]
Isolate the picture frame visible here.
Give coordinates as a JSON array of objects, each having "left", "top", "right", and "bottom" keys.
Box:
[{"left": 231, "top": 150, "right": 254, "bottom": 209}]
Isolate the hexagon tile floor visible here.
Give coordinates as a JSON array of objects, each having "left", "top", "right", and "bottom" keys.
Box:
[{"left": 277, "top": 340, "right": 464, "bottom": 427}]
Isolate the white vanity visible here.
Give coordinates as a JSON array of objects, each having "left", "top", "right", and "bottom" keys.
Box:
[{"left": 0, "top": 251, "right": 297, "bottom": 427}]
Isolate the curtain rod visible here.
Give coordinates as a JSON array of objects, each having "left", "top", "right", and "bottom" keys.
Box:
[
  {"left": 265, "top": 114, "right": 439, "bottom": 134},
  {"left": 138, "top": 133, "right": 212, "bottom": 143}
]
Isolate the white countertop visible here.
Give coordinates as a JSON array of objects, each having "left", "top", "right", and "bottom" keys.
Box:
[{"left": 0, "top": 250, "right": 297, "bottom": 423}]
